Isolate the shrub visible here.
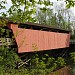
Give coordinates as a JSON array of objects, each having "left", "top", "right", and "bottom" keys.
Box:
[
  {"left": 0, "top": 46, "right": 20, "bottom": 72},
  {"left": 70, "top": 52, "right": 75, "bottom": 63},
  {"left": 55, "top": 57, "right": 66, "bottom": 68},
  {"left": 0, "top": 46, "right": 67, "bottom": 75}
]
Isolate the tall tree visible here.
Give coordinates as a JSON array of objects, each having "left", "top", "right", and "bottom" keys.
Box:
[
  {"left": 54, "top": 3, "right": 73, "bottom": 30},
  {"left": 7, "top": 0, "right": 53, "bottom": 23},
  {"left": 0, "top": 0, "right": 75, "bottom": 24}
]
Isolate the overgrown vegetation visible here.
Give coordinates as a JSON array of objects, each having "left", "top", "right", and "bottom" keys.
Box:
[
  {"left": 70, "top": 52, "right": 75, "bottom": 63},
  {"left": 0, "top": 45, "right": 67, "bottom": 75}
]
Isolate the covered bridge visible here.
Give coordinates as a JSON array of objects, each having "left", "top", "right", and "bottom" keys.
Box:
[{"left": 7, "top": 22, "right": 70, "bottom": 53}]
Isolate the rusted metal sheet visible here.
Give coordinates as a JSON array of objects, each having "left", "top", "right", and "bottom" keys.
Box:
[{"left": 8, "top": 24, "right": 70, "bottom": 53}]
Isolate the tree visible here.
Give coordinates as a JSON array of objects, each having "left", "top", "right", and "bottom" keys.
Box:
[
  {"left": 36, "top": 2, "right": 73, "bottom": 30},
  {"left": 8, "top": 0, "right": 53, "bottom": 23},
  {"left": 0, "top": 0, "right": 75, "bottom": 23},
  {"left": 54, "top": 2, "right": 73, "bottom": 30},
  {"left": 65, "top": 0, "right": 75, "bottom": 8},
  {"left": 0, "top": 0, "right": 7, "bottom": 17}
]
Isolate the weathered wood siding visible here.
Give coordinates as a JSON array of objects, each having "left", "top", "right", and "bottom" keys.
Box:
[{"left": 8, "top": 24, "right": 70, "bottom": 53}]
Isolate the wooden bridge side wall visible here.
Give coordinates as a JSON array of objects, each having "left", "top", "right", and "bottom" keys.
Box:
[{"left": 8, "top": 24, "right": 70, "bottom": 53}]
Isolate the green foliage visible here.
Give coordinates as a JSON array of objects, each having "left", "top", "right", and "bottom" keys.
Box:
[
  {"left": 0, "top": 0, "right": 53, "bottom": 23},
  {"left": 36, "top": 7, "right": 71, "bottom": 30},
  {"left": 0, "top": 19, "right": 8, "bottom": 26},
  {"left": 0, "top": 0, "right": 6, "bottom": 10},
  {"left": 71, "top": 30, "right": 75, "bottom": 39},
  {"left": 70, "top": 52, "right": 75, "bottom": 63},
  {"left": 55, "top": 57, "right": 66, "bottom": 67},
  {"left": 0, "top": 46, "right": 20, "bottom": 73},
  {"left": 57, "top": 0, "right": 75, "bottom": 8},
  {"left": 0, "top": 27, "right": 10, "bottom": 38},
  {"left": 65, "top": 0, "right": 75, "bottom": 8},
  {"left": 30, "top": 53, "right": 66, "bottom": 75}
]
